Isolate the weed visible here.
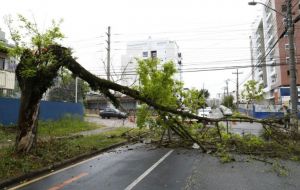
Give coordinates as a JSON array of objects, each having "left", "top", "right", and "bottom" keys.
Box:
[{"left": 271, "top": 160, "right": 289, "bottom": 177}]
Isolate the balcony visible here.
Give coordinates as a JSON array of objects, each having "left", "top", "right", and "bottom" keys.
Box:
[
  {"left": 267, "top": 35, "right": 274, "bottom": 47},
  {"left": 0, "top": 71, "right": 15, "bottom": 90},
  {"left": 255, "top": 35, "right": 261, "bottom": 44},
  {"left": 266, "top": 24, "right": 273, "bottom": 34},
  {"left": 257, "top": 52, "right": 263, "bottom": 59},
  {"left": 257, "top": 42, "right": 262, "bottom": 50},
  {"left": 269, "top": 59, "right": 275, "bottom": 65},
  {"left": 271, "top": 76, "right": 276, "bottom": 84},
  {"left": 266, "top": 12, "right": 273, "bottom": 23},
  {"left": 270, "top": 69, "right": 276, "bottom": 77},
  {"left": 258, "top": 69, "right": 263, "bottom": 76}
]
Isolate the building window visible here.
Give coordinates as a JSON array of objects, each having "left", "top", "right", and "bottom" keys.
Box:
[
  {"left": 282, "top": 18, "right": 287, "bottom": 24},
  {"left": 271, "top": 76, "right": 277, "bottom": 83},
  {"left": 286, "top": 57, "right": 297, "bottom": 64},
  {"left": 151, "top": 50, "right": 157, "bottom": 58},
  {"left": 0, "top": 57, "right": 5, "bottom": 70},
  {"left": 285, "top": 43, "right": 289, "bottom": 50},
  {"left": 285, "top": 43, "right": 296, "bottom": 51},
  {"left": 142, "top": 51, "right": 148, "bottom": 57}
]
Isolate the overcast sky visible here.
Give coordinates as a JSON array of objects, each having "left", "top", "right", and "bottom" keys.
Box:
[{"left": 0, "top": 0, "right": 262, "bottom": 98}]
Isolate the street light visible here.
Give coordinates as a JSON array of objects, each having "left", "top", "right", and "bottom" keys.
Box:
[
  {"left": 248, "top": 0, "right": 298, "bottom": 131},
  {"left": 248, "top": 1, "right": 257, "bottom": 6},
  {"left": 248, "top": 1, "right": 285, "bottom": 17}
]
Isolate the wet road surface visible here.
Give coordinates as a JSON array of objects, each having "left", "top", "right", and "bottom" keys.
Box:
[
  {"left": 9, "top": 143, "right": 300, "bottom": 190},
  {"left": 210, "top": 108, "right": 263, "bottom": 136}
]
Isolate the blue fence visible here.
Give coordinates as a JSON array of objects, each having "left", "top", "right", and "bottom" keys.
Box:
[
  {"left": 239, "top": 104, "right": 300, "bottom": 119},
  {"left": 0, "top": 97, "right": 84, "bottom": 125}
]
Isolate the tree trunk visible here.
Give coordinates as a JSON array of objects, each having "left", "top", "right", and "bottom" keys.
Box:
[{"left": 15, "top": 92, "right": 41, "bottom": 153}]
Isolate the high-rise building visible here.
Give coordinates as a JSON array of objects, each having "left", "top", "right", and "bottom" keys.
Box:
[
  {"left": 120, "top": 37, "right": 182, "bottom": 86},
  {"left": 250, "top": 0, "right": 300, "bottom": 105}
]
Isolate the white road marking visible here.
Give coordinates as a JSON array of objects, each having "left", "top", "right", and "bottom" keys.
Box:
[{"left": 124, "top": 149, "right": 174, "bottom": 190}]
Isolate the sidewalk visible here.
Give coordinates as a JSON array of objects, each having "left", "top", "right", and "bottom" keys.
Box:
[
  {"left": 75, "top": 126, "right": 117, "bottom": 136},
  {"left": 84, "top": 115, "right": 137, "bottom": 128}
]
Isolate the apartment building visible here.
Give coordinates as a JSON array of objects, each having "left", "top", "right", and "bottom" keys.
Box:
[
  {"left": 120, "top": 37, "right": 182, "bottom": 86},
  {"left": 0, "top": 28, "right": 17, "bottom": 97},
  {"left": 250, "top": 0, "right": 300, "bottom": 105}
]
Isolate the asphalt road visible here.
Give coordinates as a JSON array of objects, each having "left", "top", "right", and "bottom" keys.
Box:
[
  {"left": 9, "top": 143, "right": 300, "bottom": 190},
  {"left": 210, "top": 108, "right": 263, "bottom": 136},
  {"left": 86, "top": 110, "right": 263, "bottom": 137}
]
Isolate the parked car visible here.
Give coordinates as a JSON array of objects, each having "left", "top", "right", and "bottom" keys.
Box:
[
  {"left": 219, "top": 105, "right": 233, "bottom": 116},
  {"left": 197, "top": 108, "right": 212, "bottom": 118},
  {"left": 99, "top": 108, "right": 127, "bottom": 119}
]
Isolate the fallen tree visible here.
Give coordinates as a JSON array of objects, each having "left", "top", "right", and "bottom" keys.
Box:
[{"left": 5, "top": 16, "right": 298, "bottom": 154}]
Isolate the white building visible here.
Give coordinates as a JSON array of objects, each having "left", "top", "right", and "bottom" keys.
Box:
[
  {"left": 120, "top": 37, "right": 182, "bottom": 86},
  {"left": 0, "top": 28, "right": 17, "bottom": 96},
  {"left": 250, "top": 0, "right": 300, "bottom": 105}
]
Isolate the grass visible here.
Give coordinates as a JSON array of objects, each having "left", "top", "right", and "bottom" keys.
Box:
[
  {"left": 0, "top": 126, "right": 16, "bottom": 144},
  {"left": 0, "top": 116, "right": 103, "bottom": 145},
  {"left": 0, "top": 127, "right": 146, "bottom": 181},
  {"left": 38, "top": 116, "right": 103, "bottom": 137}
]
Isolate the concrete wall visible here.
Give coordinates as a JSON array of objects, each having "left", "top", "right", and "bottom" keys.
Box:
[{"left": 0, "top": 97, "right": 84, "bottom": 125}]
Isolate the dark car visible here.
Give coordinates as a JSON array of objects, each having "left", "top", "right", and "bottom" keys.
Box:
[{"left": 99, "top": 108, "right": 127, "bottom": 119}]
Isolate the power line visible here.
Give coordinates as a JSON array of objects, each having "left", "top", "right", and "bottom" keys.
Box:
[{"left": 89, "top": 61, "right": 300, "bottom": 77}]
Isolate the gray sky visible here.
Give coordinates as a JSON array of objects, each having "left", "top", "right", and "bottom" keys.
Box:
[{"left": 0, "top": 0, "right": 262, "bottom": 98}]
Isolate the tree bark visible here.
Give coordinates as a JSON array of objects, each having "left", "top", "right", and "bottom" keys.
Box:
[
  {"left": 15, "top": 92, "right": 41, "bottom": 153},
  {"left": 14, "top": 48, "right": 61, "bottom": 153}
]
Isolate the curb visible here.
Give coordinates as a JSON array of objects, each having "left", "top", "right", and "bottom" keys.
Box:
[{"left": 0, "top": 141, "right": 128, "bottom": 189}]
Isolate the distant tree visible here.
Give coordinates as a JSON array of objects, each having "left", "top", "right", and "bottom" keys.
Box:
[
  {"left": 47, "top": 69, "right": 89, "bottom": 102},
  {"left": 241, "top": 80, "right": 264, "bottom": 115},
  {"left": 222, "top": 95, "right": 235, "bottom": 109},
  {"left": 182, "top": 88, "right": 208, "bottom": 113},
  {"left": 199, "top": 89, "right": 210, "bottom": 99},
  {"left": 242, "top": 80, "right": 264, "bottom": 105}
]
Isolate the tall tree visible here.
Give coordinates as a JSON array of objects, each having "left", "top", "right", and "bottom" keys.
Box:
[
  {"left": 222, "top": 95, "right": 235, "bottom": 109},
  {"left": 5, "top": 15, "right": 66, "bottom": 152},
  {"left": 181, "top": 88, "right": 208, "bottom": 113}
]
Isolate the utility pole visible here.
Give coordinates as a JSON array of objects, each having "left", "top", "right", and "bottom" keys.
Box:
[
  {"left": 178, "top": 52, "right": 182, "bottom": 84},
  {"left": 232, "top": 69, "right": 243, "bottom": 109},
  {"left": 225, "top": 79, "right": 229, "bottom": 96},
  {"left": 106, "top": 26, "right": 111, "bottom": 81},
  {"left": 286, "top": 0, "right": 298, "bottom": 131},
  {"left": 75, "top": 77, "right": 78, "bottom": 103}
]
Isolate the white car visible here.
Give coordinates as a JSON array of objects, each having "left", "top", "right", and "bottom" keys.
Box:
[
  {"left": 198, "top": 108, "right": 212, "bottom": 118},
  {"left": 219, "top": 105, "right": 233, "bottom": 116}
]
